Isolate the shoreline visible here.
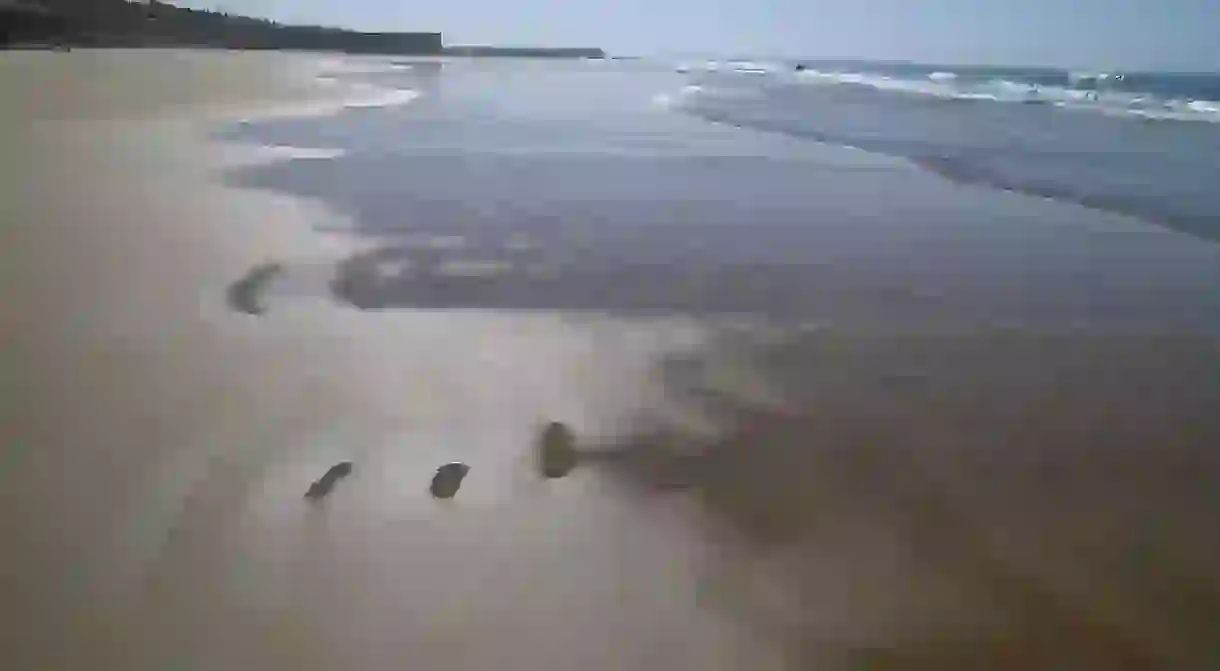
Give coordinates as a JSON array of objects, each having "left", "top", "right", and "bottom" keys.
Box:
[
  {"left": 914, "top": 154, "right": 1220, "bottom": 245},
  {"left": 694, "top": 110, "right": 1220, "bottom": 245},
  {"left": 678, "top": 81, "right": 1220, "bottom": 246}
]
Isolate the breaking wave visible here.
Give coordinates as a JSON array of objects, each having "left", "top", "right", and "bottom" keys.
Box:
[
  {"left": 678, "top": 60, "right": 1220, "bottom": 124},
  {"left": 667, "top": 60, "right": 1220, "bottom": 237}
]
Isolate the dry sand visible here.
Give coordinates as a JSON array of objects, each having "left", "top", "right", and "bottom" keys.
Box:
[{"left": 3, "top": 49, "right": 1220, "bottom": 670}]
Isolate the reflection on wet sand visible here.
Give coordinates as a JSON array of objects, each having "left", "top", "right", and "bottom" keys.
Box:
[{"left": 329, "top": 243, "right": 814, "bottom": 318}]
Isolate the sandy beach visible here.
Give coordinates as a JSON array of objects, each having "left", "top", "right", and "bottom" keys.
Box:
[
  {"left": 2, "top": 49, "right": 777, "bottom": 670},
  {"left": 4, "top": 50, "right": 1220, "bottom": 670}
]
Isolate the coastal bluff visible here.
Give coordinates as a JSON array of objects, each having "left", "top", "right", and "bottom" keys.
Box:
[{"left": 2, "top": 0, "right": 440, "bottom": 54}]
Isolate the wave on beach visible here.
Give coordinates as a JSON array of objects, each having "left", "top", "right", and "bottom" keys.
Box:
[
  {"left": 678, "top": 60, "right": 1220, "bottom": 123},
  {"left": 231, "top": 59, "right": 423, "bottom": 124},
  {"left": 216, "top": 56, "right": 1220, "bottom": 326},
  {"left": 232, "top": 86, "right": 419, "bottom": 124},
  {"left": 671, "top": 62, "right": 1220, "bottom": 239}
]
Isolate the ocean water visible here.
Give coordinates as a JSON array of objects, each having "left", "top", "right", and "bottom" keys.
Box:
[
  {"left": 221, "top": 57, "right": 1220, "bottom": 330},
  {"left": 680, "top": 59, "right": 1220, "bottom": 238}
]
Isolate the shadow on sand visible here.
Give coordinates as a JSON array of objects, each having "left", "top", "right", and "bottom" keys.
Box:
[
  {"left": 226, "top": 262, "right": 284, "bottom": 315},
  {"left": 572, "top": 329, "right": 1220, "bottom": 669}
]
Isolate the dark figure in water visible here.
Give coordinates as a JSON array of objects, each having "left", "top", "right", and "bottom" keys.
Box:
[
  {"left": 538, "top": 421, "right": 577, "bottom": 479},
  {"left": 305, "top": 461, "right": 353, "bottom": 500},
  {"left": 430, "top": 462, "right": 471, "bottom": 499},
  {"left": 794, "top": 63, "right": 806, "bottom": 72}
]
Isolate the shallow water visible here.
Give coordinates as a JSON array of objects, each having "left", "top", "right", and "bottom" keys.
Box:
[
  {"left": 681, "top": 62, "right": 1220, "bottom": 239},
  {"left": 223, "top": 58, "right": 1220, "bottom": 331}
]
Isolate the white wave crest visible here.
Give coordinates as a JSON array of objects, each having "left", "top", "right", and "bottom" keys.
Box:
[
  {"left": 1186, "top": 100, "right": 1220, "bottom": 114},
  {"left": 652, "top": 85, "right": 704, "bottom": 109},
  {"left": 257, "top": 146, "right": 347, "bottom": 160},
  {"left": 768, "top": 65, "right": 1220, "bottom": 123},
  {"left": 677, "top": 60, "right": 763, "bottom": 75},
  {"left": 785, "top": 68, "right": 1215, "bottom": 123},
  {"left": 952, "top": 92, "right": 1002, "bottom": 102},
  {"left": 797, "top": 70, "right": 958, "bottom": 98},
  {"left": 234, "top": 84, "right": 420, "bottom": 123},
  {"left": 1070, "top": 71, "right": 1127, "bottom": 86},
  {"left": 342, "top": 85, "right": 421, "bottom": 108},
  {"left": 727, "top": 60, "right": 778, "bottom": 75},
  {"left": 316, "top": 58, "right": 416, "bottom": 75}
]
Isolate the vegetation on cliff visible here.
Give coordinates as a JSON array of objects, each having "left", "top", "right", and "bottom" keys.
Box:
[{"left": 1, "top": 0, "right": 441, "bottom": 53}]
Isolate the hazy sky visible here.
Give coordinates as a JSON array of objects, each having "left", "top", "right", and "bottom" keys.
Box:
[{"left": 175, "top": 0, "right": 1218, "bottom": 70}]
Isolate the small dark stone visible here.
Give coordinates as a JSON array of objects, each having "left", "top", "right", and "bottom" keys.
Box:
[
  {"left": 305, "top": 461, "right": 354, "bottom": 500},
  {"left": 430, "top": 462, "right": 471, "bottom": 499},
  {"left": 227, "top": 262, "right": 284, "bottom": 316},
  {"left": 538, "top": 421, "right": 577, "bottom": 479}
]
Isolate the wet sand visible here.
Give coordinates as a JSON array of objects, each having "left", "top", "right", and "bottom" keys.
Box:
[
  {"left": 597, "top": 330, "right": 1220, "bottom": 669},
  {"left": 4, "top": 50, "right": 1220, "bottom": 670}
]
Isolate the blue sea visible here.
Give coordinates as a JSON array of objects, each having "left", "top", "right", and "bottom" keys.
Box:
[
  {"left": 683, "top": 59, "right": 1220, "bottom": 236},
  {"left": 222, "top": 56, "right": 1220, "bottom": 331}
]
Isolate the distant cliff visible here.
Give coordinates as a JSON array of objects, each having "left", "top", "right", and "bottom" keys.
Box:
[
  {"left": 445, "top": 45, "right": 606, "bottom": 59},
  {"left": 1, "top": 0, "right": 442, "bottom": 54},
  {"left": 1, "top": 1, "right": 67, "bottom": 45}
]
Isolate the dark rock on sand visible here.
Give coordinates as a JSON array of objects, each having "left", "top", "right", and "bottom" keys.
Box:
[
  {"left": 227, "top": 262, "right": 284, "bottom": 315},
  {"left": 430, "top": 462, "right": 470, "bottom": 499},
  {"left": 305, "top": 461, "right": 353, "bottom": 500},
  {"left": 538, "top": 421, "right": 577, "bottom": 479}
]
